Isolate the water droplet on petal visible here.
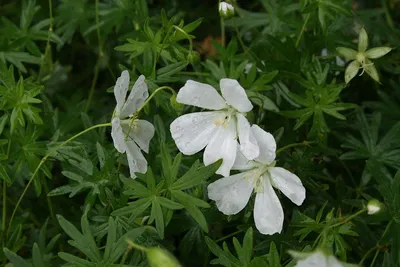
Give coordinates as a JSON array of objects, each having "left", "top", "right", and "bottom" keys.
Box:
[{"left": 192, "top": 96, "right": 200, "bottom": 104}]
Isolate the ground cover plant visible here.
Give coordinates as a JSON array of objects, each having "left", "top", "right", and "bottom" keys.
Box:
[{"left": 0, "top": 0, "right": 400, "bottom": 266}]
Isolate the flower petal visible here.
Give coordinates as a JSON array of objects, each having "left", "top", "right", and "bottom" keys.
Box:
[
  {"left": 269, "top": 167, "right": 305, "bottom": 206},
  {"left": 170, "top": 112, "right": 223, "bottom": 155},
  {"left": 111, "top": 117, "right": 126, "bottom": 153},
  {"left": 237, "top": 113, "right": 259, "bottom": 160},
  {"left": 232, "top": 144, "right": 258, "bottom": 171},
  {"left": 345, "top": 60, "right": 360, "bottom": 84},
  {"left": 220, "top": 78, "right": 253, "bottom": 112},
  {"left": 126, "top": 141, "right": 147, "bottom": 178},
  {"left": 295, "top": 251, "right": 328, "bottom": 267},
  {"left": 207, "top": 170, "right": 256, "bottom": 215},
  {"left": 122, "top": 119, "right": 155, "bottom": 153},
  {"left": 254, "top": 174, "right": 284, "bottom": 235},
  {"left": 204, "top": 118, "right": 237, "bottom": 177},
  {"left": 176, "top": 80, "right": 227, "bottom": 110},
  {"left": 251, "top": 125, "right": 276, "bottom": 164},
  {"left": 120, "top": 75, "right": 148, "bottom": 118},
  {"left": 114, "top": 70, "right": 129, "bottom": 114}
]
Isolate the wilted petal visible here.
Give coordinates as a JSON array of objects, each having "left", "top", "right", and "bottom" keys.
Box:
[
  {"left": 170, "top": 112, "right": 223, "bottom": 155},
  {"left": 204, "top": 118, "right": 237, "bottom": 177},
  {"left": 126, "top": 140, "right": 147, "bottom": 178},
  {"left": 208, "top": 170, "right": 256, "bottom": 215},
  {"left": 345, "top": 60, "right": 360, "bottom": 84},
  {"left": 111, "top": 117, "right": 126, "bottom": 153},
  {"left": 254, "top": 174, "right": 284, "bottom": 235},
  {"left": 365, "top": 47, "right": 392, "bottom": 59},
  {"left": 232, "top": 145, "right": 258, "bottom": 171},
  {"left": 358, "top": 27, "right": 368, "bottom": 52},
  {"left": 176, "top": 80, "right": 227, "bottom": 110},
  {"left": 122, "top": 119, "right": 155, "bottom": 153},
  {"left": 114, "top": 70, "right": 129, "bottom": 114},
  {"left": 220, "top": 78, "right": 253, "bottom": 113},
  {"left": 364, "top": 59, "right": 380, "bottom": 83},
  {"left": 237, "top": 113, "right": 259, "bottom": 160},
  {"left": 269, "top": 167, "right": 305, "bottom": 206},
  {"left": 251, "top": 125, "right": 276, "bottom": 165},
  {"left": 120, "top": 75, "right": 148, "bottom": 118}
]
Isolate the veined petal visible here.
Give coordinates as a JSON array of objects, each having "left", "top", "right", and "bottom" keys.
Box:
[
  {"left": 207, "top": 170, "right": 256, "bottom": 215},
  {"left": 251, "top": 125, "right": 276, "bottom": 164},
  {"left": 254, "top": 174, "right": 284, "bottom": 235},
  {"left": 120, "top": 75, "right": 148, "bottom": 118},
  {"left": 170, "top": 112, "right": 223, "bottom": 155},
  {"left": 114, "top": 70, "right": 129, "bottom": 114},
  {"left": 269, "top": 167, "right": 305, "bottom": 206},
  {"left": 176, "top": 80, "right": 227, "bottom": 110},
  {"left": 204, "top": 118, "right": 237, "bottom": 177},
  {"left": 122, "top": 119, "right": 155, "bottom": 153},
  {"left": 126, "top": 141, "right": 147, "bottom": 178},
  {"left": 220, "top": 78, "right": 253, "bottom": 113},
  {"left": 237, "top": 113, "right": 259, "bottom": 160},
  {"left": 111, "top": 117, "right": 126, "bottom": 153},
  {"left": 232, "top": 144, "right": 258, "bottom": 171}
]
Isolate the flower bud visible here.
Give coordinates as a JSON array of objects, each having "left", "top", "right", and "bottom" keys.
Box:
[
  {"left": 187, "top": 51, "right": 200, "bottom": 64},
  {"left": 219, "top": 1, "right": 235, "bottom": 19},
  {"left": 147, "top": 247, "right": 181, "bottom": 267},
  {"left": 367, "top": 199, "right": 382, "bottom": 215}
]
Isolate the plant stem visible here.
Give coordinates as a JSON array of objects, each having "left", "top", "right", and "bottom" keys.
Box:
[
  {"left": 220, "top": 17, "right": 225, "bottom": 47},
  {"left": 38, "top": 0, "right": 54, "bottom": 81},
  {"left": 43, "top": 180, "right": 55, "bottom": 221},
  {"left": 134, "top": 86, "right": 176, "bottom": 116},
  {"left": 370, "top": 249, "right": 380, "bottom": 267},
  {"left": 328, "top": 208, "right": 367, "bottom": 229},
  {"left": 84, "top": 0, "right": 103, "bottom": 112},
  {"left": 276, "top": 141, "right": 314, "bottom": 154},
  {"left": 126, "top": 239, "right": 148, "bottom": 252},
  {"left": 7, "top": 122, "right": 111, "bottom": 234},
  {"left": 216, "top": 229, "right": 244, "bottom": 242},
  {"left": 295, "top": 13, "right": 310, "bottom": 48},
  {"left": 2, "top": 179, "right": 6, "bottom": 244}
]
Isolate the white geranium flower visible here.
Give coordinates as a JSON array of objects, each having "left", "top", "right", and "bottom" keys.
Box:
[
  {"left": 207, "top": 125, "right": 305, "bottom": 235},
  {"left": 290, "top": 250, "right": 355, "bottom": 267},
  {"left": 170, "top": 79, "right": 259, "bottom": 177},
  {"left": 219, "top": 2, "right": 235, "bottom": 18},
  {"left": 111, "top": 70, "right": 155, "bottom": 178}
]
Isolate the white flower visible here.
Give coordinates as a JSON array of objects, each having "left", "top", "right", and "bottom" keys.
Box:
[
  {"left": 170, "top": 79, "right": 259, "bottom": 177},
  {"left": 111, "top": 70, "right": 155, "bottom": 178},
  {"left": 219, "top": 1, "right": 235, "bottom": 18},
  {"left": 207, "top": 125, "right": 305, "bottom": 235},
  {"left": 293, "top": 250, "right": 345, "bottom": 267},
  {"left": 367, "top": 199, "right": 382, "bottom": 215}
]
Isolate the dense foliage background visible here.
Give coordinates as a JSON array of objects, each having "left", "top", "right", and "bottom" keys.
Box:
[{"left": 0, "top": 0, "right": 399, "bottom": 266}]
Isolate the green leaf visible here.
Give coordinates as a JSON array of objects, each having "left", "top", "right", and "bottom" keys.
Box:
[
  {"left": 151, "top": 198, "right": 165, "bottom": 238},
  {"left": 3, "top": 247, "right": 32, "bottom": 267},
  {"left": 158, "top": 197, "right": 184, "bottom": 210},
  {"left": 111, "top": 197, "right": 152, "bottom": 217},
  {"left": 247, "top": 91, "right": 279, "bottom": 112},
  {"left": 266, "top": 242, "right": 280, "bottom": 267},
  {"left": 32, "top": 243, "right": 45, "bottom": 267}
]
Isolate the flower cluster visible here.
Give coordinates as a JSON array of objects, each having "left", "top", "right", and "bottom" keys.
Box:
[{"left": 110, "top": 71, "right": 306, "bottom": 235}]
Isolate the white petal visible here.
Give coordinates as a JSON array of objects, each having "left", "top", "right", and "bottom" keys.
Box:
[
  {"left": 204, "top": 118, "right": 237, "bottom": 177},
  {"left": 176, "top": 80, "right": 227, "bottom": 110},
  {"left": 237, "top": 113, "right": 259, "bottom": 160},
  {"left": 120, "top": 75, "right": 148, "bottom": 118},
  {"left": 126, "top": 141, "right": 147, "bottom": 178},
  {"left": 111, "top": 117, "right": 126, "bottom": 153},
  {"left": 295, "top": 251, "right": 328, "bottom": 267},
  {"left": 122, "top": 119, "right": 155, "bottom": 153},
  {"left": 220, "top": 78, "right": 253, "bottom": 113},
  {"left": 114, "top": 70, "right": 129, "bottom": 114},
  {"left": 170, "top": 112, "right": 223, "bottom": 155},
  {"left": 254, "top": 174, "right": 284, "bottom": 235},
  {"left": 207, "top": 170, "right": 256, "bottom": 215},
  {"left": 327, "top": 255, "right": 344, "bottom": 267},
  {"left": 269, "top": 167, "right": 305, "bottom": 206},
  {"left": 232, "top": 144, "right": 258, "bottom": 171},
  {"left": 251, "top": 125, "right": 276, "bottom": 164}
]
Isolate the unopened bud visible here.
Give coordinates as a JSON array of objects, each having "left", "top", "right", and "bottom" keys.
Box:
[
  {"left": 367, "top": 199, "right": 382, "bottom": 215},
  {"left": 219, "top": 2, "right": 235, "bottom": 19},
  {"left": 187, "top": 51, "right": 200, "bottom": 64},
  {"left": 147, "top": 247, "right": 181, "bottom": 267}
]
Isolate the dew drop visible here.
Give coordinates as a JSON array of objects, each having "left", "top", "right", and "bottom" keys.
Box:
[{"left": 192, "top": 96, "right": 200, "bottom": 104}]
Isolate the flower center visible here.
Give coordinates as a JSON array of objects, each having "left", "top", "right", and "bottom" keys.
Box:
[
  {"left": 213, "top": 107, "right": 236, "bottom": 128},
  {"left": 252, "top": 161, "right": 276, "bottom": 193}
]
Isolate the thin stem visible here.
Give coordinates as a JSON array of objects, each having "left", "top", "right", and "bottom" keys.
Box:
[
  {"left": 38, "top": 0, "right": 54, "bottom": 81},
  {"left": 120, "top": 244, "right": 133, "bottom": 264},
  {"left": 172, "top": 26, "right": 193, "bottom": 52},
  {"left": 276, "top": 141, "right": 314, "bottom": 154},
  {"left": 216, "top": 229, "right": 244, "bottom": 243},
  {"left": 295, "top": 13, "right": 310, "bottom": 48},
  {"left": 220, "top": 17, "right": 225, "bottom": 47},
  {"left": 43, "top": 180, "right": 55, "bottom": 221},
  {"left": 134, "top": 86, "right": 176, "bottom": 116},
  {"left": 84, "top": 0, "right": 103, "bottom": 112},
  {"left": 126, "top": 239, "right": 148, "bottom": 252},
  {"left": 328, "top": 208, "right": 367, "bottom": 229},
  {"left": 359, "top": 245, "right": 378, "bottom": 266},
  {"left": 370, "top": 249, "right": 380, "bottom": 267},
  {"left": 7, "top": 122, "right": 112, "bottom": 233}
]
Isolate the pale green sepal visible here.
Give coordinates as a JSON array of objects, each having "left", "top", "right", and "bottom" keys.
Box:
[
  {"left": 365, "top": 47, "right": 392, "bottom": 59},
  {"left": 336, "top": 47, "right": 358, "bottom": 60},
  {"left": 358, "top": 27, "right": 368, "bottom": 52},
  {"left": 345, "top": 60, "right": 360, "bottom": 84}
]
